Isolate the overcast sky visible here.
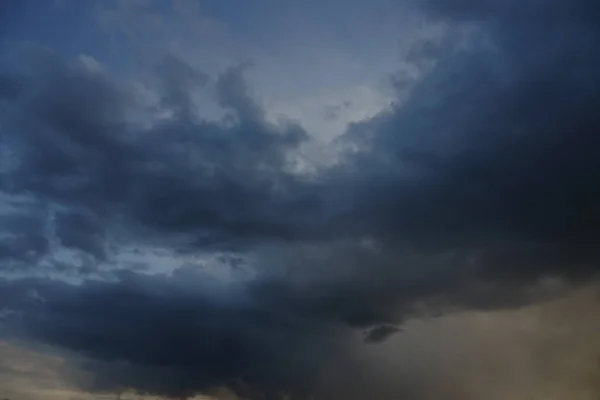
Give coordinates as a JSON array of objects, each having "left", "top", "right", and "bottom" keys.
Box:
[{"left": 1, "top": 0, "right": 600, "bottom": 399}]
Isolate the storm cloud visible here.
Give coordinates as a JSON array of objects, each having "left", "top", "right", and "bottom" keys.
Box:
[{"left": 1, "top": 0, "right": 600, "bottom": 398}]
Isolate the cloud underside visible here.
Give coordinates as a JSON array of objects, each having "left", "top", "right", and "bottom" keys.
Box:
[
  {"left": 1, "top": 0, "right": 600, "bottom": 398},
  {"left": 3, "top": 284, "right": 600, "bottom": 400}
]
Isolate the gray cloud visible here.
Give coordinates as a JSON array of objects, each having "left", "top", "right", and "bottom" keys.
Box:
[
  {"left": 53, "top": 209, "right": 106, "bottom": 260},
  {"left": 0, "top": 269, "right": 347, "bottom": 399},
  {"left": 0, "top": 44, "right": 316, "bottom": 250},
  {"left": 1, "top": 0, "right": 600, "bottom": 397},
  {"left": 334, "top": 0, "right": 600, "bottom": 259}
]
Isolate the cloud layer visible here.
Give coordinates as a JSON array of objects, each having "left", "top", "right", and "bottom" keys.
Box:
[{"left": 1, "top": 0, "right": 600, "bottom": 398}]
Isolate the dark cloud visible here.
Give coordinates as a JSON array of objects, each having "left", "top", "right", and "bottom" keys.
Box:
[
  {"left": 53, "top": 209, "right": 106, "bottom": 260},
  {"left": 363, "top": 324, "right": 402, "bottom": 343},
  {"left": 0, "top": 270, "right": 346, "bottom": 399},
  {"left": 0, "top": 202, "right": 49, "bottom": 269},
  {"left": 158, "top": 54, "right": 210, "bottom": 117},
  {"left": 1, "top": 0, "right": 600, "bottom": 397},
  {"left": 336, "top": 0, "right": 600, "bottom": 256},
  {"left": 0, "top": 45, "right": 316, "bottom": 250}
]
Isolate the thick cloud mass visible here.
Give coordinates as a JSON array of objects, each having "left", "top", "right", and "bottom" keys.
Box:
[
  {"left": 0, "top": 270, "right": 343, "bottom": 398},
  {"left": 1, "top": 0, "right": 600, "bottom": 398}
]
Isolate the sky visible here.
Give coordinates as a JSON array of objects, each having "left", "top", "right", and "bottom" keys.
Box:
[{"left": 0, "top": 0, "right": 599, "bottom": 399}]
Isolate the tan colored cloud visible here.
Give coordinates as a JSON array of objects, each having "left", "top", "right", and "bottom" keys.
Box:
[{"left": 316, "top": 281, "right": 600, "bottom": 400}]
